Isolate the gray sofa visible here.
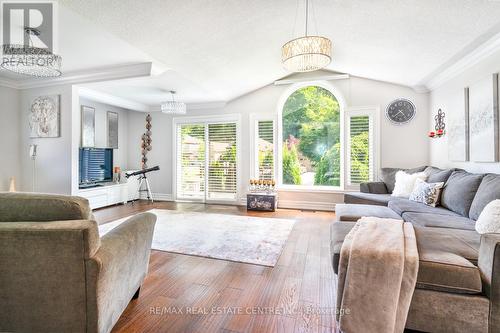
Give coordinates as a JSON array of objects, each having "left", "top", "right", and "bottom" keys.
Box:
[
  {"left": 332, "top": 166, "right": 500, "bottom": 332},
  {"left": 0, "top": 192, "right": 156, "bottom": 333}
]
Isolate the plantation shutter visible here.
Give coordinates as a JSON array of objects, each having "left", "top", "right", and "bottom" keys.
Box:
[
  {"left": 347, "top": 115, "right": 374, "bottom": 186},
  {"left": 177, "top": 124, "right": 205, "bottom": 199},
  {"left": 208, "top": 122, "right": 237, "bottom": 200},
  {"left": 257, "top": 120, "right": 275, "bottom": 180}
]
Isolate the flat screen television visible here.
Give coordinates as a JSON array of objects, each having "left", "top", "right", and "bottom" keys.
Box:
[{"left": 79, "top": 148, "right": 113, "bottom": 186}]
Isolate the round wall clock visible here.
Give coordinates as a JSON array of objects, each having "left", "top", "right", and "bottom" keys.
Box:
[{"left": 386, "top": 98, "right": 416, "bottom": 125}]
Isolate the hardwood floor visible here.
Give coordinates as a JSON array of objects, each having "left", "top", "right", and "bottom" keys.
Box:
[{"left": 93, "top": 200, "right": 338, "bottom": 333}]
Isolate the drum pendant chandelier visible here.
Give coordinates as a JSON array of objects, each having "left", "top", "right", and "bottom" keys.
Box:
[
  {"left": 161, "top": 91, "right": 187, "bottom": 115},
  {"left": 282, "top": 0, "right": 332, "bottom": 72}
]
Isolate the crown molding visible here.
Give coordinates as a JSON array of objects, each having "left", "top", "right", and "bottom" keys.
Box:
[
  {"left": 0, "top": 77, "right": 18, "bottom": 89},
  {"left": 148, "top": 101, "right": 227, "bottom": 113},
  {"left": 79, "top": 91, "right": 227, "bottom": 113},
  {"left": 274, "top": 74, "right": 349, "bottom": 85},
  {"left": 424, "top": 31, "right": 500, "bottom": 91},
  {"left": 0, "top": 62, "right": 153, "bottom": 90},
  {"left": 78, "top": 87, "right": 150, "bottom": 112},
  {"left": 411, "top": 85, "right": 430, "bottom": 94}
]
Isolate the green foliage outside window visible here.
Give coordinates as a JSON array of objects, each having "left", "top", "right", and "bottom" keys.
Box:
[
  {"left": 282, "top": 86, "right": 341, "bottom": 186},
  {"left": 281, "top": 86, "right": 370, "bottom": 187},
  {"left": 282, "top": 144, "right": 301, "bottom": 184}
]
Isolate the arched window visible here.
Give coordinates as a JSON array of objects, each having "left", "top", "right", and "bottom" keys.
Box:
[{"left": 281, "top": 85, "right": 342, "bottom": 187}]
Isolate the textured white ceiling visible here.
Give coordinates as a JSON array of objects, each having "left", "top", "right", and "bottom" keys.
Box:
[
  {"left": 5, "top": 0, "right": 500, "bottom": 104},
  {"left": 0, "top": 4, "right": 155, "bottom": 80},
  {"left": 83, "top": 69, "right": 225, "bottom": 105}
]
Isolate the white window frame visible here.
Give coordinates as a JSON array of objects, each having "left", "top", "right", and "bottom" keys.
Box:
[
  {"left": 276, "top": 80, "right": 346, "bottom": 192},
  {"left": 344, "top": 106, "right": 380, "bottom": 191},
  {"left": 249, "top": 114, "right": 277, "bottom": 180},
  {"left": 172, "top": 114, "right": 242, "bottom": 204}
]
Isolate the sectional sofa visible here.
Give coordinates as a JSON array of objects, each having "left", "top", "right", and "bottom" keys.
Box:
[{"left": 331, "top": 166, "right": 500, "bottom": 333}]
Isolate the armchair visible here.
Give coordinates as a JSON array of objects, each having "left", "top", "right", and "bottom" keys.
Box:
[{"left": 0, "top": 192, "right": 156, "bottom": 333}]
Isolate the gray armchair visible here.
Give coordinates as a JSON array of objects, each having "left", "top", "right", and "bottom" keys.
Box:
[{"left": 0, "top": 192, "right": 156, "bottom": 333}]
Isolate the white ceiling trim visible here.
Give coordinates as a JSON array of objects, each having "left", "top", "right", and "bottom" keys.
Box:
[
  {"left": 274, "top": 74, "right": 350, "bottom": 85},
  {"left": 78, "top": 86, "right": 150, "bottom": 112},
  {"left": 0, "top": 63, "right": 153, "bottom": 90},
  {"left": 424, "top": 31, "right": 500, "bottom": 91},
  {"left": 80, "top": 87, "right": 227, "bottom": 113},
  {"left": 0, "top": 77, "right": 17, "bottom": 89},
  {"left": 149, "top": 101, "right": 226, "bottom": 113}
]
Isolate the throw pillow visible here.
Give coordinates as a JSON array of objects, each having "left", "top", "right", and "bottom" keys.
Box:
[
  {"left": 409, "top": 178, "right": 444, "bottom": 207},
  {"left": 391, "top": 171, "right": 428, "bottom": 198},
  {"left": 475, "top": 199, "right": 500, "bottom": 234}
]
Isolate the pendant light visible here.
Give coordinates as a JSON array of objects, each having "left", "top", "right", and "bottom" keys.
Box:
[{"left": 282, "top": 0, "right": 332, "bottom": 72}]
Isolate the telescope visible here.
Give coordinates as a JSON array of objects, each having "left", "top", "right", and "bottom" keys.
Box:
[
  {"left": 126, "top": 166, "right": 160, "bottom": 203},
  {"left": 125, "top": 165, "right": 160, "bottom": 178}
]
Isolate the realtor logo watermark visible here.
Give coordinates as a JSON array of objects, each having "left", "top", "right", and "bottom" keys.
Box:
[
  {"left": 1, "top": 1, "right": 59, "bottom": 73},
  {"left": 2, "top": 1, "right": 54, "bottom": 50}
]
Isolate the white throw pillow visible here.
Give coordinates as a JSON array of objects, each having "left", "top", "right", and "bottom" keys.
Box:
[
  {"left": 475, "top": 200, "right": 500, "bottom": 234},
  {"left": 391, "top": 171, "right": 428, "bottom": 198}
]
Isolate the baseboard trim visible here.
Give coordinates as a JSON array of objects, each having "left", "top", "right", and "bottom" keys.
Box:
[
  {"left": 139, "top": 193, "right": 174, "bottom": 201},
  {"left": 278, "top": 199, "right": 336, "bottom": 212},
  {"left": 142, "top": 194, "right": 336, "bottom": 211}
]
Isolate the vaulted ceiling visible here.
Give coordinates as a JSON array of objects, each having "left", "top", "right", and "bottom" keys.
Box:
[{"left": 4, "top": 0, "right": 500, "bottom": 105}]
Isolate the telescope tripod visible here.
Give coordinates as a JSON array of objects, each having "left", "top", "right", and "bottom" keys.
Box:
[{"left": 136, "top": 173, "right": 154, "bottom": 203}]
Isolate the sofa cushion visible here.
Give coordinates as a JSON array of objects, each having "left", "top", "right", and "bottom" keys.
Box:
[
  {"left": 335, "top": 204, "right": 402, "bottom": 222},
  {"left": 388, "top": 198, "right": 459, "bottom": 217},
  {"left": 469, "top": 173, "right": 500, "bottom": 220},
  {"left": 344, "top": 192, "right": 392, "bottom": 206},
  {"left": 380, "top": 166, "right": 427, "bottom": 193},
  {"left": 360, "top": 181, "right": 388, "bottom": 194},
  {"left": 0, "top": 192, "right": 92, "bottom": 222},
  {"left": 441, "top": 171, "right": 484, "bottom": 217},
  {"left": 414, "top": 227, "right": 482, "bottom": 294},
  {"left": 402, "top": 212, "right": 476, "bottom": 231},
  {"left": 330, "top": 223, "right": 481, "bottom": 293},
  {"left": 425, "top": 167, "right": 455, "bottom": 183},
  {"left": 330, "top": 222, "right": 356, "bottom": 273}
]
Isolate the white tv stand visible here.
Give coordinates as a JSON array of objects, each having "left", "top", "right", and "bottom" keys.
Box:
[{"left": 76, "top": 172, "right": 141, "bottom": 209}]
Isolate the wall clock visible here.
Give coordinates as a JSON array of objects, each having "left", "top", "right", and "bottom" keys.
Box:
[{"left": 386, "top": 98, "right": 416, "bottom": 125}]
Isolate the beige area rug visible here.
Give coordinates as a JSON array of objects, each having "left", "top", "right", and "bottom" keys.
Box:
[{"left": 99, "top": 209, "right": 295, "bottom": 267}]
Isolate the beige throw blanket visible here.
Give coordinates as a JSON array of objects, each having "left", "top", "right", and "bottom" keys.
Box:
[{"left": 336, "top": 217, "right": 419, "bottom": 333}]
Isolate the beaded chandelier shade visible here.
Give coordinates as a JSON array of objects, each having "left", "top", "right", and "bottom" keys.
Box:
[
  {"left": 282, "top": 36, "right": 331, "bottom": 72},
  {"left": 282, "top": 0, "right": 332, "bottom": 72},
  {"left": 1, "top": 28, "right": 62, "bottom": 77},
  {"left": 161, "top": 91, "right": 186, "bottom": 115}
]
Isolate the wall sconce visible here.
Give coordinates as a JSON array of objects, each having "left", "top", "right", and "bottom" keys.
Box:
[{"left": 428, "top": 109, "right": 446, "bottom": 139}]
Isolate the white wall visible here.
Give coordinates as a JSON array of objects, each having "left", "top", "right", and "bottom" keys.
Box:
[
  {"left": 127, "top": 73, "right": 430, "bottom": 208},
  {"left": 79, "top": 98, "right": 130, "bottom": 170},
  {"left": 0, "top": 86, "right": 21, "bottom": 191},
  {"left": 19, "top": 84, "right": 77, "bottom": 194},
  {"left": 126, "top": 111, "right": 173, "bottom": 200},
  {"left": 2, "top": 71, "right": 430, "bottom": 208},
  {"left": 429, "top": 48, "right": 500, "bottom": 174}
]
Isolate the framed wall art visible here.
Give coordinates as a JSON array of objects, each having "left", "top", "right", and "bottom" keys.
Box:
[
  {"left": 468, "top": 73, "right": 499, "bottom": 162},
  {"left": 107, "top": 111, "right": 119, "bottom": 149},
  {"left": 29, "top": 95, "right": 60, "bottom": 138},
  {"left": 81, "top": 106, "right": 95, "bottom": 147}
]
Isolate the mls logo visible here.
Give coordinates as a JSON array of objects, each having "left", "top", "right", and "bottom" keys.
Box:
[
  {"left": 2, "top": 1, "right": 54, "bottom": 51},
  {"left": 0, "top": 1, "right": 61, "bottom": 77}
]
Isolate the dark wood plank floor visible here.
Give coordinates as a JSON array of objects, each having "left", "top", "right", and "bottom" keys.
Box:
[{"left": 93, "top": 200, "right": 338, "bottom": 333}]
